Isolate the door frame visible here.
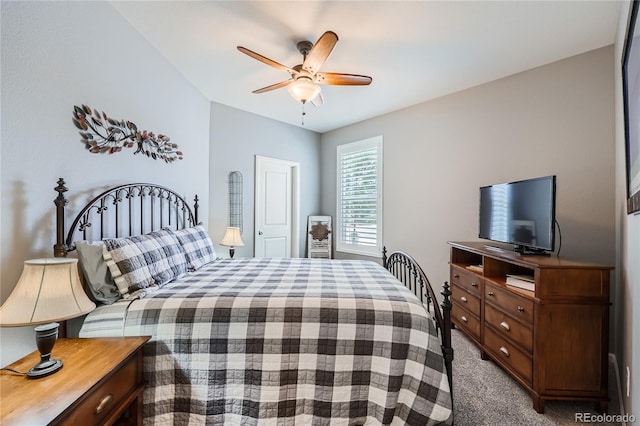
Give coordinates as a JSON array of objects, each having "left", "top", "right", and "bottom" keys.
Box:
[{"left": 254, "top": 155, "right": 300, "bottom": 257}]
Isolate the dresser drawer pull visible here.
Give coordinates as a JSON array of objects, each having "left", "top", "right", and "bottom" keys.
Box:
[
  {"left": 460, "top": 296, "right": 468, "bottom": 303},
  {"left": 471, "top": 282, "right": 478, "bottom": 287},
  {"left": 499, "top": 346, "right": 510, "bottom": 357},
  {"left": 488, "top": 291, "right": 494, "bottom": 297},
  {"left": 95, "top": 393, "right": 114, "bottom": 415},
  {"left": 517, "top": 306, "right": 525, "bottom": 312},
  {"left": 460, "top": 315, "right": 468, "bottom": 323},
  {"left": 453, "top": 274, "right": 460, "bottom": 279},
  {"left": 500, "top": 321, "right": 510, "bottom": 331}
]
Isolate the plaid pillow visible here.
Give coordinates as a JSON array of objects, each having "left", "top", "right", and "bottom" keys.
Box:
[
  {"left": 146, "top": 229, "right": 189, "bottom": 280},
  {"left": 103, "top": 229, "right": 188, "bottom": 299},
  {"left": 103, "top": 239, "right": 154, "bottom": 299},
  {"left": 172, "top": 225, "right": 217, "bottom": 271}
]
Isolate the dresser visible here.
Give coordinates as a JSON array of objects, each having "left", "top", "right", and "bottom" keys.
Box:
[
  {"left": 1, "top": 336, "right": 149, "bottom": 425},
  {"left": 449, "top": 241, "right": 613, "bottom": 413}
]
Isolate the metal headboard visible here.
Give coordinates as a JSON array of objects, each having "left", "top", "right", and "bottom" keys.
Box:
[{"left": 54, "top": 178, "right": 199, "bottom": 257}]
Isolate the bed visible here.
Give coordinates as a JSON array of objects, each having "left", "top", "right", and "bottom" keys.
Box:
[{"left": 53, "top": 179, "right": 453, "bottom": 425}]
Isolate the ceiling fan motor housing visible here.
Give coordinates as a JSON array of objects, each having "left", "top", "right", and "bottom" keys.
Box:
[{"left": 296, "top": 41, "right": 313, "bottom": 57}]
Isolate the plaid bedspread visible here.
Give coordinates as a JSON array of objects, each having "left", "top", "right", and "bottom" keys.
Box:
[{"left": 80, "top": 258, "right": 453, "bottom": 425}]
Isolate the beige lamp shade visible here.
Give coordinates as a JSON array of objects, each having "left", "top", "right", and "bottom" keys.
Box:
[
  {"left": 0, "top": 258, "right": 96, "bottom": 327},
  {"left": 220, "top": 227, "right": 245, "bottom": 248}
]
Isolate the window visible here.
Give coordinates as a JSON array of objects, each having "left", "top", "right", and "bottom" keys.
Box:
[
  {"left": 336, "top": 136, "right": 383, "bottom": 256},
  {"left": 489, "top": 184, "right": 510, "bottom": 243}
]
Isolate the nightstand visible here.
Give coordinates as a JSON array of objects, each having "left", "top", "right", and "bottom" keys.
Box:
[{"left": 1, "top": 336, "right": 149, "bottom": 425}]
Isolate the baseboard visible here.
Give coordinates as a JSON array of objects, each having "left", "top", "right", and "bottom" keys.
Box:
[{"left": 609, "top": 353, "right": 627, "bottom": 425}]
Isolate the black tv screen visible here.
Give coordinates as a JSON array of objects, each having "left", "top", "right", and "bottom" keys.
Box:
[{"left": 479, "top": 175, "right": 556, "bottom": 253}]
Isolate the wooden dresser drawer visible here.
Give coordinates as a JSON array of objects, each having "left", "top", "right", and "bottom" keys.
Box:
[
  {"left": 450, "top": 266, "right": 482, "bottom": 297},
  {"left": 452, "top": 303, "right": 481, "bottom": 341},
  {"left": 485, "top": 303, "right": 533, "bottom": 353},
  {"left": 61, "top": 355, "right": 139, "bottom": 425},
  {"left": 484, "top": 326, "right": 532, "bottom": 385},
  {"left": 452, "top": 285, "right": 481, "bottom": 317},
  {"left": 485, "top": 282, "right": 534, "bottom": 324}
]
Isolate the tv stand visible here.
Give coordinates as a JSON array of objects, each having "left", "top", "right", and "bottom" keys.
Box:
[{"left": 448, "top": 241, "right": 613, "bottom": 413}]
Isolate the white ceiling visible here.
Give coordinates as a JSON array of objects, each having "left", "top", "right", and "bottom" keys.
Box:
[{"left": 112, "top": 1, "right": 622, "bottom": 133}]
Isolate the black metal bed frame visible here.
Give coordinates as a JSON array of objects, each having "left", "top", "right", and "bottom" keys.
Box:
[
  {"left": 382, "top": 247, "right": 454, "bottom": 392},
  {"left": 52, "top": 179, "right": 452, "bottom": 393},
  {"left": 53, "top": 178, "right": 199, "bottom": 257}
]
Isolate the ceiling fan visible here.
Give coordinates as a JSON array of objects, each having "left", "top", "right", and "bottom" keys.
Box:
[{"left": 237, "top": 31, "right": 372, "bottom": 108}]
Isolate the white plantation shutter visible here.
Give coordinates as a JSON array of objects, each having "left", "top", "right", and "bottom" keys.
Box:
[
  {"left": 490, "top": 184, "right": 510, "bottom": 243},
  {"left": 336, "top": 136, "right": 383, "bottom": 256}
]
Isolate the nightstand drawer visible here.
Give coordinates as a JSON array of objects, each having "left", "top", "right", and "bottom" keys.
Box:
[
  {"left": 484, "top": 326, "right": 532, "bottom": 385},
  {"left": 485, "top": 282, "right": 534, "bottom": 324},
  {"left": 452, "top": 303, "right": 480, "bottom": 341},
  {"left": 451, "top": 266, "right": 482, "bottom": 297},
  {"left": 485, "top": 303, "right": 533, "bottom": 353},
  {"left": 61, "top": 355, "right": 139, "bottom": 425},
  {"left": 452, "top": 285, "right": 480, "bottom": 317}
]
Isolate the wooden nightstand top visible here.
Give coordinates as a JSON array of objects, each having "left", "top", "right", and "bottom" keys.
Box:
[{"left": 1, "top": 336, "right": 149, "bottom": 425}]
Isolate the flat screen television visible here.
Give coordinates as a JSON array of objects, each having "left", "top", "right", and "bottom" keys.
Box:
[{"left": 479, "top": 175, "right": 556, "bottom": 255}]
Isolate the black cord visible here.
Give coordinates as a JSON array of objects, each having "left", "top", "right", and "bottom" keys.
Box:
[
  {"left": 555, "top": 219, "right": 562, "bottom": 257},
  {"left": 1, "top": 367, "right": 27, "bottom": 375}
]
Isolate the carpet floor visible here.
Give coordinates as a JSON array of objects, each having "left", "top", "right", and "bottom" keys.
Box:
[{"left": 451, "top": 329, "right": 622, "bottom": 425}]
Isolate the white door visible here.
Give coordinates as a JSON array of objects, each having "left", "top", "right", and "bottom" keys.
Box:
[{"left": 255, "top": 156, "right": 299, "bottom": 257}]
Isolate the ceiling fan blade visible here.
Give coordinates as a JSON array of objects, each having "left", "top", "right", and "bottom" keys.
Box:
[
  {"left": 237, "top": 46, "right": 296, "bottom": 75},
  {"left": 311, "top": 92, "right": 324, "bottom": 107},
  {"left": 252, "top": 80, "right": 291, "bottom": 94},
  {"left": 315, "top": 72, "right": 372, "bottom": 86},
  {"left": 302, "top": 31, "right": 338, "bottom": 74}
]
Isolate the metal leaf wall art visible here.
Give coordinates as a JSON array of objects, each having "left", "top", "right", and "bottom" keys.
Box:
[{"left": 72, "top": 104, "right": 183, "bottom": 163}]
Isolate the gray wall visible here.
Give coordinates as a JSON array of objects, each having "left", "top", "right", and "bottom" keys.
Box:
[
  {"left": 614, "top": 0, "right": 639, "bottom": 416},
  {"left": 209, "top": 103, "right": 321, "bottom": 258},
  {"left": 0, "top": 2, "right": 210, "bottom": 365},
  {"left": 320, "top": 46, "right": 616, "bottom": 350}
]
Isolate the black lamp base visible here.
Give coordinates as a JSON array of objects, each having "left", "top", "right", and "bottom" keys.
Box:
[
  {"left": 27, "top": 322, "right": 63, "bottom": 379},
  {"left": 27, "top": 358, "right": 63, "bottom": 379}
]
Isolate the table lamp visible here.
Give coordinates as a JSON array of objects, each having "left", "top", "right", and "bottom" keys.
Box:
[
  {"left": 0, "top": 258, "right": 96, "bottom": 378},
  {"left": 220, "top": 227, "right": 244, "bottom": 258}
]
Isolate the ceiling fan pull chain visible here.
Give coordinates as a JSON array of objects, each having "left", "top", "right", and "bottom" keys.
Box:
[{"left": 301, "top": 101, "right": 306, "bottom": 126}]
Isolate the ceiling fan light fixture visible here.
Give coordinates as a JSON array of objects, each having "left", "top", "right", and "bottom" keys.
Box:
[{"left": 288, "top": 77, "right": 321, "bottom": 103}]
